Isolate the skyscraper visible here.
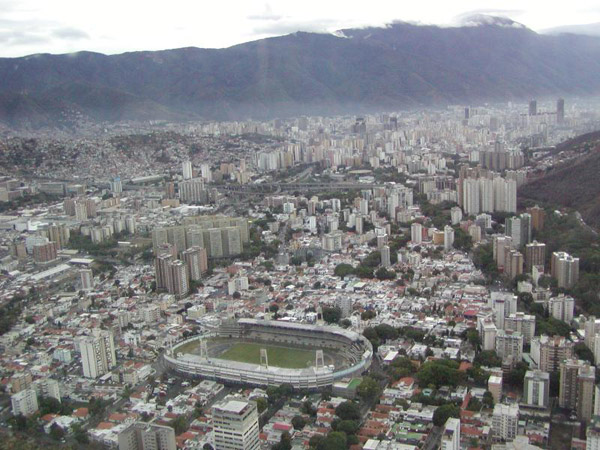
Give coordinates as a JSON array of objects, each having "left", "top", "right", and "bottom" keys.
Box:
[
  {"left": 529, "top": 99, "right": 537, "bottom": 116},
  {"left": 212, "top": 397, "right": 260, "bottom": 450},
  {"left": 578, "top": 363, "right": 596, "bottom": 421},
  {"left": 182, "top": 246, "right": 208, "bottom": 281},
  {"left": 559, "top": 358, "right": 584, "bottom": 409},
  {"left": 381, "top": 245, "right": 391, "bottom": 268},
  {"left": 557, "top": 98, "right": 565, "bottom": 123},
  {"left": 167, "top": 260, "right": 189, "bottom": 298}
]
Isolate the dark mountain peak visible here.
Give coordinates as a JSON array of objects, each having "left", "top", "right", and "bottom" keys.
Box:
[{"left": 1, "top": 21, "right": 600, "bottom": 129}]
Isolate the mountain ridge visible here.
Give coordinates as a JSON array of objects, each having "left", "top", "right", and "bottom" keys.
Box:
[{"left": 2, "top": 19, "right": 600, "bottom": 128}]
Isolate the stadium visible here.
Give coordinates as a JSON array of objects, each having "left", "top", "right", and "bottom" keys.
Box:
[{"left": 163, "top": 318, "right": 373, "bottom": 389}]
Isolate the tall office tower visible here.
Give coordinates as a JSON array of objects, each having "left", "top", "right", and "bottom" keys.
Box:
[
  {"left": 441, "top": 417, "right": 460, "bottom": 450},
  {"left": 523, "top": 370, "right": 550, "bottom": 408},
  {"left": 557, "top": 98, "right": 565, "bottom": 123},
  {"left": 33, "top": 242, "right": 58, "bottom": 263},
  {"left": 529, "top": 99, "right": 537, "bottom": 116},
  {"left": 80, "top": 268, "right": 94, "bottom": 291},
  {"left": 118, "top": 422, "right": 176, "bottom": 450},
  {"left": 559, "top": 358, "right": 584, "bottom": 409},
  {"left": 182, "top": 246, "right": 207, "bottom": 281},
  {"left": 505, "top": 313, "right": 536, "bottom": 344},
  {"left": 155, "top": 254, "right": 174, "bottom": 290},
  {"left": 443, "top": 225, "right": 455, "bottom": 251},
  {"left": 78, "top": 331, "right": 117, "bottom": 379},
  {"left": 212, "top": 397, "right": 260, "bottom": 450},
  {"left": 578, "top": 363, "right": 596, "bottom": 421},
  {"left": 495, "top": 330, "right": 523, "bottom": 366},
  {"left": 492, "top": 403, "right": 519, "bottom": 441},
  {"left": 411, "top": 222, "right": 423, "bottom": 244},
  {"left": 167, "top": 260, "right": 189, "bottom": 297},
  {"left": 182, "top": 160, "right": 193, "bottom": 180},
  {"left": 381, "top": 245, "right": 391, "bottom": 268},
  {"left": 526, "top": 205, "right": 545, "bottom": 231},
  {"left": 548, "top": 294, "right": 575, "bottom": 323},
  {"left": 587, "top": 416, "right": 600, "bottom": 450},
  {"left": 506, "top": 214, "right": 532, "bottom": 248},
  {"left": 551, "top": 251, "right": 580, "bottom": 289},
  {"left": 111, "top": 177, "right": 123, "bottom": 194},
  {"left": 11, "top": 389, "right": 38, "bottom": 416},
  {"left": 525, "top": 241, "right": 546, "bottom": 273},
  {"left": 463, "top": 178, "right": 480, "bottom": 215},
  {"left": 179, "top": 178, "right": 208, "bottom": 204},
  {"left": 533, "top": 335, "right": 574, "bottom": 373}
]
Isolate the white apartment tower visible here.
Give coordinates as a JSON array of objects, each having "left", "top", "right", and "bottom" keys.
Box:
[
  {"left": 212, "top": 397, "right": 260, "bottom": 450},
  {"left": 79, "top": 331, "right": 117, "bottom": 379}
]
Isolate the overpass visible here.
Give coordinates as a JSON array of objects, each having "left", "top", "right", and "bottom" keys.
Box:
[{"left": 215, "top": 182, "right": 383, "bottom": 196}]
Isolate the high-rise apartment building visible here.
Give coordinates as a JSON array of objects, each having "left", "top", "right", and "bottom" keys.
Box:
[
  {"left": 411, "top": 222, "right": 423, "bottom": 244},
  {"left": 529, "top": 99, "right": 537, "bottom": 116},
  {"left": 79, "top": 331, "right": 117, "bottom": 379},
  {"left": 33, "top": 242, "right": 58, "bottom": 263},
  {"left": 506, "top": 214, "right": 531, "bottom": 248},
  {"left": 587, "top": 416, "right": 600, "bottom": 450},
  {"left": 440, "top": 417, "right": 460, "bottom": 450},
  {"left": 179, "top": 178, "right": 208, "bottom": 204},
  {"left": 182, "top": 160, "right": 193, "bottom": 180},
  {"left": 559, "top": 358, "right": 584, "bottom": 409},
  {"left": 381, "top": 245, "right": 391, "bottom": 268},
  {"left": 523, "top": 370, "right": 550, "bottom": 408},
  {"left": 11, "top": 389, "right": 38, "bottom": 417},
  {"left": 505, "top": 312, "right": 535, "bottom": 344},
  {"left": 182, "top": 246, "right": 208, "bottom": 281},
  {"left": 578, "top": 363, "right": 596, "bottom": 421},
  {"left": 167, "top": 260, "right": 189, "bottom": 298},
  {"left": 551, "top": 252, "right": 580, "bottom": 289},
  {"left": 548, "top": 294, "right": 575, "bottom": 323},
  {"left": 495, "top": 330, "right": 523, "bottom": 367},
  {"left": 492, "top": 403, "right": 519, "bottom": 441},
  {"left": 525, "top": 241, "right": 545, "bottom": 273},
  {"left": 526, "top": 205, "right": 545, "bottom": 231},
  {"left": 212, "top": 397, "right": 260, "bottom": 450},
  {"left": 532, "top": 335, "right": 574, "bottom": 373},
  {"left": 118, "top": 422, "right": 176, "bottom": 450},
  {"left": 557, "top": 98, "right": 565, "bottom": 123}
]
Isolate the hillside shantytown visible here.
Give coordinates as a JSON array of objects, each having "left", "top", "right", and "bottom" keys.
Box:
[{"left": 3, "top": 98, "right": 600, "bottom": 450}]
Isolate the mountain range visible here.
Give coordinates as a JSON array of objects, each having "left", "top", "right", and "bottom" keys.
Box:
[{"left": 3, "top": 16, "right": 600, "bottom": 128}]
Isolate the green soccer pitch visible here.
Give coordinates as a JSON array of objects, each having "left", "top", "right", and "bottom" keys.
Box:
[{"left": 219, "top": 342, "right": 318, "bottom": 368}]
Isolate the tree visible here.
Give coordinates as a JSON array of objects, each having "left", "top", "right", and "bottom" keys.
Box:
[
  {"left": 335, "top": 401, "right": 361, "bottom": 421},
  {"left": 322, "top": 432, "right": 347, "bottom": 450},
  {"left": 309, "top": 435, "right": 325, "bottom": 449},
  {"left": 375, "top": 267, "right": 396, "bottom": 280},
  {"left": 232, "top": 291, "right": 241, "bottom": 299},
  {"left": 473, "top": 350, "right": 502, "bottom": 368},
  {"left": 483, "top": 390, "right": 494, "bottom": 408},
  {"left": 575, "top": 342, "right": 595, "bottom": 364},
  {"left": 417, "top": 360, "right": 463, "bottom": 388},
  {"left": 334, "top": 263, "right": 354, "bottom": 279},
  {"left": 340, "top": 319, "right": 352, "bottom": 329},
  {"left": 256, "top": 397, "right": 268, "bottom": 413},
  {"left": 337, "top": 419, "right": 360, "bottom": 435},
  {"left": 272, "top": 431, "right": 292, "bottom": 450},
  {"left": 357, "top": 376, "right": 380, "bottom": 400},
  {"left": 291, "top": 415, "right": 306, "bottom": 430},
  {"left": 49, "top": 423, "right": 65, "bottom": 441},
  {"left": 169, "top": 415, "right": 188, "bottom": 435},
  {"left": 72, "top": 422, "right": 89, "bottom": 444},
  {"left": 432, "top": 403, "right": 460, "bottom": 426},
  {"left": 374, "top": 324, "right": 398, "bottom": 342},
  {"left": 465, "top": 328, "right": 480, "bottom": 347},
  {"left": 322, "top": 306, "right": 342, "bottom": 324},
  {"left": 203, "top": 444, "right": 214, "bottom": 450}
]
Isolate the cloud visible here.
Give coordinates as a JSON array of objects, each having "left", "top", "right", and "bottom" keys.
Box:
[
  {"left": 453, "top": 9, "right": 525, "bottom": 23},
  {"left": 0, "top": 30, "right": 50, "bottom": 46},
  {"left": 247, "top": 3, "right": 282, "bottom": 21},
  {"left": 52, "top": 27, "right": 90, "bottom": 40},
  {"left": 253, "top": 18, "right": 339, "bottom": 35}
]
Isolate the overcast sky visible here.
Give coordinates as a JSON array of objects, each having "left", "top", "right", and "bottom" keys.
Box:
[{"left": 1, "top": 0, "right": 600, "bottom": 58}]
